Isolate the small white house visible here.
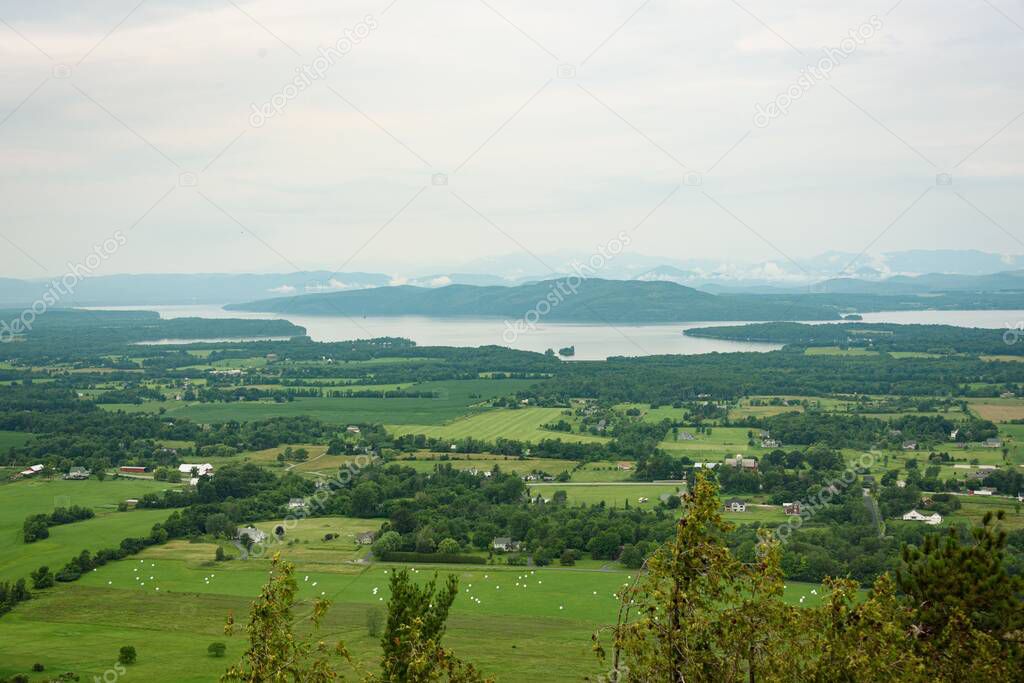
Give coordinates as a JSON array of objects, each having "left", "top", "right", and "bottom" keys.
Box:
[
  {"left": 902, "top": 510, "right": 942, "bottom": 525},
  {"left": 724, "top": 498, "right": 747, "bottom": 513},
  {"left": 492, "top": 537, "right": 520, "bottom": 552},
  {"left": 19, "top": 464, "right": 44, "bottom": 477},
  {"left": 178, "top": 463, "right": 214, "bottom": 477},
  {"left": 287, "top": 498, "right": 307, "bottom": 511}
]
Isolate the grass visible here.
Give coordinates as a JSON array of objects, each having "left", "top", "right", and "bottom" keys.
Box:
[
  {"left": 947, "top": 496, "right": 1024, "bottom": 531},
  {"left": 392, "top": 454, "right": 580, "bottom": 477},
  {"left": 0, "top": 479, "right": 178, "bottom": 582},
  {"left": 99, "top": 379, "right": 538, "bottom": 426},
  {"left": 388, "top": 407, "right": 609, "bottom": 444},
  {"left": 0, "top": 540, "right": 829, "bottom": 682},
  {"left": 967, "top": 397, "right": 1024, "bottom": 422},
  {"left": 804, "top": 347, "right": 879, "bottom": 356},
  {"left": 659, "top": 426, "right": 753, "bottom": 459},
  {"left": 0, "top": 430, "right": 34, "bottom": 453}
]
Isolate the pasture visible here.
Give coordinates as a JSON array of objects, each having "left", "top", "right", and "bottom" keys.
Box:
[
  {"left": 0, "top": 479, "right": 177, "bottom": 581},
  {"left": 99, "top": 378, "right": 538, "bottom": 425},
  {"left": 389, "top": 406, "right": 610, "bottom": 444},
  {"left": 0, "top": 430, "right": 33, "bottom": 453},
  {"left": 0, "top": 541, "right": 830, "bottom": 683}
]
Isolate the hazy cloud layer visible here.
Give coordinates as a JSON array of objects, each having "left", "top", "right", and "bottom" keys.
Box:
[{"left": 0, "top": 0, "right": 1021, "bottom": 278}]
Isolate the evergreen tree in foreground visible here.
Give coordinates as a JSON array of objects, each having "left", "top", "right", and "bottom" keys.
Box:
[{"left": 596, "top": 473, "right": 1022, "bottom": 682}]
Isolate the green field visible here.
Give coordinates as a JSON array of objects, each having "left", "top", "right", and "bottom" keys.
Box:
[
  {"left": 0, "top": 479, "right": 179, "bottom": 582},
  {"left": 0, "top": 430, "right": 34, "bottom": 453},
  {"left": 389, "top": 406, "right": 609, "bottom": 444},
  {"left": 99, "top": 379, "right": 538, "bottom": 425},
  {"left": 659, "top": 426, "right": 753, "bottom": 458},
  {"left": 0, "top": 539, "right": 828, "bottom": 682},
  {"left": 804, "top": 347, "right": 879, "bottom": 356},
  {"left": 947, "top": 495, "right": 1024, "bottom": 530}
]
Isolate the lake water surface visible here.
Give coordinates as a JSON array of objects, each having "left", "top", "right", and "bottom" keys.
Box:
[{"left": 90, "top": 305, "right": 1024, "bottom": 361}]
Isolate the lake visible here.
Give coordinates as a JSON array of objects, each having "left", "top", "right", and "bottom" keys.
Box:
[{"left": 86, "top": 306, "right": 1024, "bottom": 361}]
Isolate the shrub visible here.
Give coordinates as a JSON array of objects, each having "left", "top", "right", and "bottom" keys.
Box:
[
  {"left": 207, "top": 642, "right": 227, "bottom": 658},
  {"left": 366, "top": 606, "right": 384, "bottom": 637},
  {"left": 118, "top": 646, "right": 137, "bottom": 665}
]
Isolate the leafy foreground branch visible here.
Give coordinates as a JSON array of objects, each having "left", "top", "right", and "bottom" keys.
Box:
[
  {"left": 220, "top": 553, "right": 490, "bottom": 683},
  {"left": 595, "top": 474, "right": 1023, "bottom": 682}
]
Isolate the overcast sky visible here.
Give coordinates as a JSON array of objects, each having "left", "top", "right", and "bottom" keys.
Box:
[{"left": 0, "top": 0, "right": 1022, "bottom": 279}]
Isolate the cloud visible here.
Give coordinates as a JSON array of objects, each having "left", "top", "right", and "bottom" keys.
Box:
[
  {"left": 268, "top": 285, "right": 297, "bottom": 294},
  {"left": 0, "top": 1, "right": 1021, "bottom": 277}
]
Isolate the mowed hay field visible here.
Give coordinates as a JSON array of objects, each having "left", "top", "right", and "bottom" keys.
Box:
[
  {"left": 659, "top": 426, "right": 753, "bottom": 458},
  {"left": 100, "top": 378, "right": 539, "bottom": 426},
  {"left": 0, "top": 479, "right": 178, "bottom": 582},
  {"left": 0, "top": 541, "right": 830, "bottom": 683},
  {"left": 393, "top": 454, "right": 581, "bottom": 477},
  {"left": 388, "top": 407, "right": 610, "bottom": 444},
  {"left": 967, "top": 397, "right": 1024, "bottom": 422}
]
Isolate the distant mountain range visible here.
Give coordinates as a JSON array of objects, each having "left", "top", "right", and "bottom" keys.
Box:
[
  {"left": 226, "top": 279, "right": 843, "bottom": 323},
  {"left": 1, "top": 250, "right": 1023, "bottom": 309}
]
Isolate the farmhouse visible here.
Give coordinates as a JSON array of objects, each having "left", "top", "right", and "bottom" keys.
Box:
[
  {"left": 783, "top": 502, "right": 801, "bottom": 516},
  {"left": 178, "top": 463, "right": 214, "bottom": 477},
  {"left": 237, "top": 526, "right": 267, "bottom": 544},
  {"left": 64, "top": 467, "right": 90, "bottom": 480},
  {"left": 616, "top": 462, "right": 634, "bottom": 471},
  {"left": 761, "top": 438, "right": 781, "bottom": 449},
  {"left": 492, "top": 537, "right": 520, "bottom": 552},
  {"left": 287, "top": 498, "right": 307, "bottom": 511},
  {"left": 902, "top": 510, "right": 942, "bottom": 525},
  {"left": 356, "top": 531, "right": 377, "bottom": 545},
  {"left": 902, "top": 442, "right": 917, "bottom": 451},
  {"left": 724, "top": 498, "right": 747, "bottom": 513},
  {"left": 346, "top": 425, "right": 361, "bottom": 434}
]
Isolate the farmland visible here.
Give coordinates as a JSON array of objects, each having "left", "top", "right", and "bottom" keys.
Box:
[
  {"left": 0, "top": 479, "right": 178, "bottom": 582},
  {"left": 0, "top": 430, "right": 34, "bottom": 453},
  {"left": 389, "top": 407, "right": 609, "bottom": 444},
  {"left": 0, "top": 490, "right": 829, "bottom": 683},
  {"left": 98, "top": 378, "right": 538, "bottom": 425}
]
